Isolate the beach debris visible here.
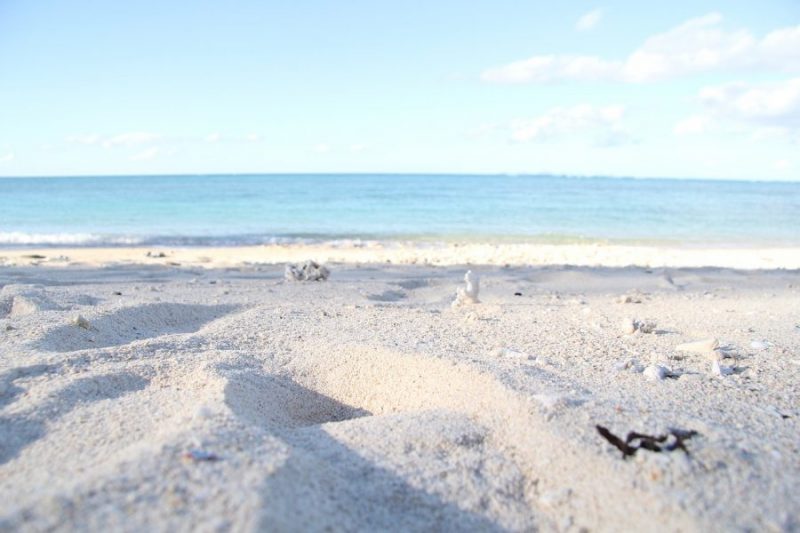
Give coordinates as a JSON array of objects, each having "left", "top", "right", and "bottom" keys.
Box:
[
  {"left": 621, "top": 318, "right": 658, "bottom": 335},
  {"left": 616, "top": 293, "right": 642, "bottom": 304},
  {"left": 452, "top": 270, "right": 480, "bottom": 307},
  {"left": 750, "top": 340, "right": 769, "bottom": 351},
  {"left": 72, "top": 315, "right": 91, "bottom": 329},
  {"left": 514, "top": 292, "right": 523, "bottom": 297},
  {"left": 614, "top": 358, "right": 644, "bottom": 373},
  {"left": 284, "top": 260, "right": 330, "bottom": 282},
  {"left": 596, "top": 425, "right": 698, "bottom": 459},
  {"left": 711, "top": 359, "right": 734, "bottom": 377},
  {"left": 643, "top": 364, "right": 669, "bottom": 381},
  {"left": 22, "top": 254, "right": 46, "bottom": 260},
  {"left": 181, "top": 448, "right": 220, "bottom": 462},
  {"left": 621, "top": 318, "right": 637, "bottom": 335},
  {"left": 637, "top": 320, "right": 657, "bottom": 334},
  {"left": 146, "top": 251, "right": 167, "bottom": 258},
  {"left": 112, "top": 291, "right": 122, "bottom": 296},
  {"left": 661, "top": 272, "right": 677, "bottom": 289},
  {"left": 676, "top": 338, "right": 719, "bottom": 355},
  {"left": 495, "top": 347, "right": 534, "bottom": 360}
]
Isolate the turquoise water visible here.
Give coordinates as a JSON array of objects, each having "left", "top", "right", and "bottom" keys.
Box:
[{"left": 0, "top": 174, "right": 798, "bottom": 246}]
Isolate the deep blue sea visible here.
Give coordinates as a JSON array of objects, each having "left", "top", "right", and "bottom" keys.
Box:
[{"left": 0, "top": 174, "right": 798, "bottom": 247}]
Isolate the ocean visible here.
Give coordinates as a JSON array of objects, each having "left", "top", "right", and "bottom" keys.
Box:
[{"left": 0, "top": 174, "right": 798, "bottom": 247}]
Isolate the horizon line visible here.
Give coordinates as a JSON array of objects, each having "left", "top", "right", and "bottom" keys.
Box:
[{"left": 0, "top": 171, "right": 798, "bottom": 184}]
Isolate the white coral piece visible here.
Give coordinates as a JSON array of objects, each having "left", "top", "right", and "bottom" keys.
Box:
[
  {"left": 452, "top": 270, "right": 480, "bottom": 307},
  {"left": 284, "top": 260, "right": 330, "bottom": 282}
]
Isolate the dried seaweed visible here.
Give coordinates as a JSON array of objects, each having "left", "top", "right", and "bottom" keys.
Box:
[{"left": 596, "top": 425, "right": 698, "bottom": 459}]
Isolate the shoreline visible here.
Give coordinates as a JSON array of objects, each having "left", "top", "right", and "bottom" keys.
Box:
[{"left": 1, "top": 242, "right": 800, "bottom": 269}]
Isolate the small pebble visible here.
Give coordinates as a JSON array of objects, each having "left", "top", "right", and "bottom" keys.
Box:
[
  {"left": 620, "top": 318, "right": 636, "bottom": 335},
  {"left": 182, "top": 449, "right": 220, "bottom": 462},
  {"left": 643, "top": 365, "right": 668, "bottom": 381},
  {"left": 495, "top": 348, "right": 533, "bottom": 360},
  {"left": 72, "top": 315, "right": 91, "bottom": 329},
  {"left": 637, "top": 320, "right": 657, "bottom": 334},
  {"left": 711, "top": 360, "right": 734, "bottom": 377}
]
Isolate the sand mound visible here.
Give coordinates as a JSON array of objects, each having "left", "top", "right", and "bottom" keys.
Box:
[
  {"left": 36, "top": 303, "right": 237, "bottom": 352},
  {"left": 0, "top": 285, "right": 62, "bottom": 318}
]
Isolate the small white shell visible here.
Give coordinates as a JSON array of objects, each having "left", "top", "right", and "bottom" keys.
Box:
[
  {"left": 643, "top": 364, "right": 668, "bottom": 381},
  {"left": 72, "top": 315, "right": 91, "bottom": 329},
  {"left": 711, "top": 360, "right": 734, "bottom": 377},
  {"left": 676, "top": 338, "right": 719, "bottom": 354},
  {"left": 620, "top": 317, "right": 637, "bottom": 335}
]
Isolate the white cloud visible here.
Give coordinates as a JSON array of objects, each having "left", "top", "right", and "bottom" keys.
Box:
[
  {"left": 673, "top": 115, "right": 712, "bottom": 135},
  {"left": 102, "top": 132, "right": 161, "bottom": 148},
  {"left": 349, "top": 143, "right": 367, "bottom": 153},
  {"left": 66, "top": 132, "right": 161, "bottom": 148},
  {"left": 130, "top": 147, "right": 160, "bottom": 161},
  {"left": 576, "top": 9, "right": 603, "bottom": 32},
  {"left": 314, "top": 143, "right": 331, "bottom": 153},
  {"left": 65, "top": 134, "right": 100, "bottom": 145},
  {"left": 0, "top": 152, "right": 14, "bottom": 162},
  {"left": 205, "top": 132, "right": 222, "bottom": 143},
  {"left": 671, "top": 78, "right": 800, "bottom": 141},
  {"left": 698, "top": 77, "right": 800, "bottom": 139},
  {"left": 774, "top": 159, "right": 791, "bottom": 171},
  {"left": 699, "top": 78, "right": 800, "bottom": 122},
  {"left": 482, "top": 14, "right": 800, "bottom": 84},
  {"left": 509, "top": 104, "right": 628, "bottom": 144},
  {"left": 466, "top": 124, "right": 497, "bottom": 138},
  {"left": 244, "top": 133, "right": 261, "bottom": 142}
]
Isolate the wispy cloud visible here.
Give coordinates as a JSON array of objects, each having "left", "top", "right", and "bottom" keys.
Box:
[
  {"left": 466, "top": 124, "right": 497, "bottom": 138},
  {"left": 204, "top": 132, "right": 222, "bottom": 143},
  {"left": 673, "top": 115, "right": 713, "bottom": 136},
  {"left": 0, "top": 152, "right": 14, "bottom": 163},
  {"left": 130, "top": 147, "right": 160, "bottom": 161},
  {"left": 671, "top": 78, "right": 800, "bottom": 141},
  {"left": 482, "top": 14, "right": 800, "bottom": 84},
  {"left": 102, "top": 132, "right": 161, "bottom": 148},
  {"left": 508, "top": 104, "right": 632, "bottom": 146},
  {"left": 65, "top": 134, "right": 101, "bottom": 145},
  {"left": 314, "top": 143, "right": 331, "bottom": 153},
  {"left": 576, "top": 9, "right": 603, "bottom": 32},
  {"left": 698, "top": 77, "right": 800, "bottom": 140},
  {"left": 774, "top": 159, "right": 791, "bottom": 171},
  {"left": 66, "top": 132, "right": 161, "bottom": 148}
]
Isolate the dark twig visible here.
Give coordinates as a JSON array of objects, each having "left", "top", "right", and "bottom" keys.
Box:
[{"left": 597, "top": 425, "right": 698, "bottom": 459}]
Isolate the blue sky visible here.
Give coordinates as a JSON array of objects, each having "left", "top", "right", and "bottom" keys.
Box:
[{"left": 1, "top": 0, "right": 799, "bottom": 179}]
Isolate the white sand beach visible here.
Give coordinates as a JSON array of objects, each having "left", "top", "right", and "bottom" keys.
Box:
[{"left": 1, "top": 245, "right": 799, "bottom": 531}]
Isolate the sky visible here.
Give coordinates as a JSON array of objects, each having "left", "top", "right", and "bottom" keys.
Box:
[{"left": 1, "top": 0, "right": 799, "bottom": 180}]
